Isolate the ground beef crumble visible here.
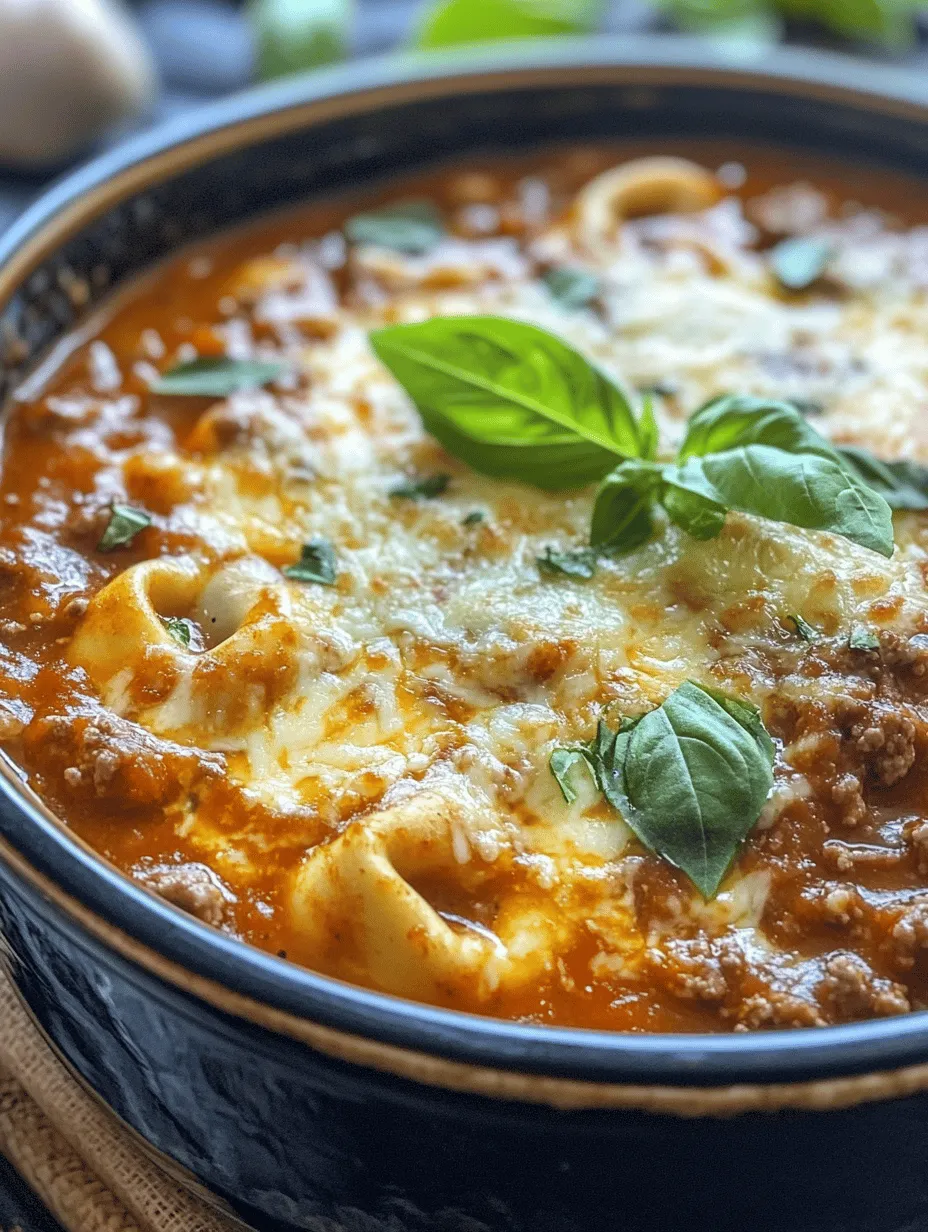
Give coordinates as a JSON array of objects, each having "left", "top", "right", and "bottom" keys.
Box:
[
  {"left": 24, "top": 707, "right": 224, "bottom": 807},
  {"left": 134, "top": 862, "right": 235, "bottom": 928},
  {"left": 652, "top": 933, "right": 911, "bottom": 1028}
]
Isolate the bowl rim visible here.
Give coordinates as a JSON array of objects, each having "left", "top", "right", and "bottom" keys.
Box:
[{"left": 5, "top": 33, "right": 928, "bottom": 1093}]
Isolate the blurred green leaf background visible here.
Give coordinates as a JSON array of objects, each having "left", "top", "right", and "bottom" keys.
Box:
[{"left": 250, "top": 0, "right": 925, "bottom": 81}]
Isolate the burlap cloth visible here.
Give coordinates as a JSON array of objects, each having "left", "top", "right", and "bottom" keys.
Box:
[{"left": 0, "top": 970, "right": 238, "bottom": 1232}]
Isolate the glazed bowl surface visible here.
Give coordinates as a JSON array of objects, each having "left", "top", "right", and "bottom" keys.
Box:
[{"left": 3, "top": 36, "right": 928, "bottom": 1232}]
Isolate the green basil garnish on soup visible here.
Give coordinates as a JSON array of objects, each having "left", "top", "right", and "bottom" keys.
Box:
[
  {"left": 536, "top": 545, "right": 598, "bottom": 579},
  {"left": 283, "top": 538, "right": 339, "bottom": 585},
  {"left": 373, "top": 321, "right": 895, "bottom": 559},
  {"left": 97, "top": 504, "right": 152, "bottom": 552},
  {"left": 390, "top": 474, "right": 450, "bottom": 500},
  {"left": 370, "top": 316, "right": 655, "bottom": 490},
  {"left": 344, "top": 201, "right": 445, "bottom": 255},
  {"left": 152, "top": 357, "right": 288, "bottom": 397},
  {"left": 769, "top": 236, "right": 831, "bottom": 291},
  {"left": 550, "top": 681, "right": 775, "bottom": 898}
]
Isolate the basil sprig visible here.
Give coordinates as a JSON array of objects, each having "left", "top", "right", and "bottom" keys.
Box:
[
  {"left": 592, "top": 394, "right": 894, "bottom": 558},
  {"left": 551, "top": 681, "right": 775, "bottom": 898},
  {"left": 370, "top": 316, "right": 655, "bottom": 490},
  {"left": 152, "top": 357, "right": 287, "bottom": 397},
  {"left": 372, "top": 319, "right": 894, "bottom": 556}
]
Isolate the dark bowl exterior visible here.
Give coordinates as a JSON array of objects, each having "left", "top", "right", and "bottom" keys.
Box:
[{"left": 4, "top": 37, "right": 928, "bottom": 1231}]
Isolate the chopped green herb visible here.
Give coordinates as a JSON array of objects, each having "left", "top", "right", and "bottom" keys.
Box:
[
  {"left": 537, "top": 545, "right": 597, "bottom": 579},
  {"left": 283, "top": 538, "right": 338, "bottom": 585},
  {"left": 462, "top": 510, "right": 485, "bottom": 526},
  {"left": 152, "top": 357, "right": 287, "bottom": 396},
  {"left": 769, "top": 237, "right": 832, "bottom": 292},
  {"left": 543, "top": 267, "right": 601, "bottom": 310},
  {"left": 849, "top": 625, "right": 880, "bottom": 651},
  {"left": 345, "top": 201, "right": 444, "bottom": 255},
  {"left": 788, "top": 613, "right": 818, "bottom": 642},
  {"left": 390, "top": 473, "right": 450, "bottom": 500},
  {"left": 162, "top": 617, "right": 193, "bottom": 648},
  {"left": 98, "top": 504, "right": 152, "bottom": 552}
]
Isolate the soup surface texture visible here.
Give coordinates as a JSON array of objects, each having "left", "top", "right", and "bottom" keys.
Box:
[{"left": 5, "top": 145, "right": 928, "bottom": 1033}]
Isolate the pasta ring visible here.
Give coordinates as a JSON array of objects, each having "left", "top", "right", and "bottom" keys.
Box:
[{"left": 575, "top": 156, "right": 722, "bottom": 245}]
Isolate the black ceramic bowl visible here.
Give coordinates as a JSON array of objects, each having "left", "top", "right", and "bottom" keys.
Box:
[{"left": 4, "top": 37, "right": 928, "bottom": 1232}]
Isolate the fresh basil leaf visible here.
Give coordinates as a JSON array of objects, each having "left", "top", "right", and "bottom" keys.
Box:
[
  {"left": 370, "top": 316, "right": 649, "bottom": 490},
  {"left": 249, "top": 0, "right": 351, "bottom": 81},
  {"left": 788, "top": 613, "right": 818, "bottom": 641},
  {"left": 769, "top": 236, "right": 831, "bottom": 291},
  {"left": 694, "top": 445, "right": 894, "bottom": 557},
  {"left": 462, "top": 510, "right": 485, "bottom": 526},
  {"left": 849, "top": 624, "right": 881, "bottom": 651},
  {"left": 415, "top": 0, "right": 601, "bottom": 48},
  {"left": 660, "top": 460, "right": 728, "bottom": 541},
  {"left": 607, "top": 681, "right": 774, "bottom": 898},
  {"left": 283, "top": 538, "right": 338, "bottom": 585},
  {"left": 152, "top": 357, "right": 287, "bottom": 397},
  {"left": 692, "top": 683, "right": 775, "bottom": 763},
  {"left": 345, "top": 201, "right": 444, "bottom": 255},
  {"left": 98, "top": 504, "right": 152, "bottom": 551},
  {"left": 543, "top": 267, "right": 601, "bottom": 310},
  {"left": 549, "top": 747, "right": 591, "bottom": 804},
  {"left": 590, "top": 459, "right": 662, "bottom": 553},
  {"left": 162, "top": 616, "right": 193, "bottom": 648},
  {"left": 390, "top": 473, "right": 449, "bottom": 499},
  {"left": 678, "top": 394, "right": 841, "bottom": 465},
  {"left": 837, "top": 445, "right": 928, "bottom": 511},
  {"left": 537, "top": 545, "right": 598, "bottom": 579}
]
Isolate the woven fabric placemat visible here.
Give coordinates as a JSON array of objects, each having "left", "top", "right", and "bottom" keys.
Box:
[{"left": 0, "top": 971, "right": 233, "bottom": 1232}]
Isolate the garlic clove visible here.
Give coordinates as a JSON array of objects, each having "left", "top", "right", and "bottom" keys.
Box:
[{"left": 0, "top": 0, "right": 157, "bottom": 167}]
